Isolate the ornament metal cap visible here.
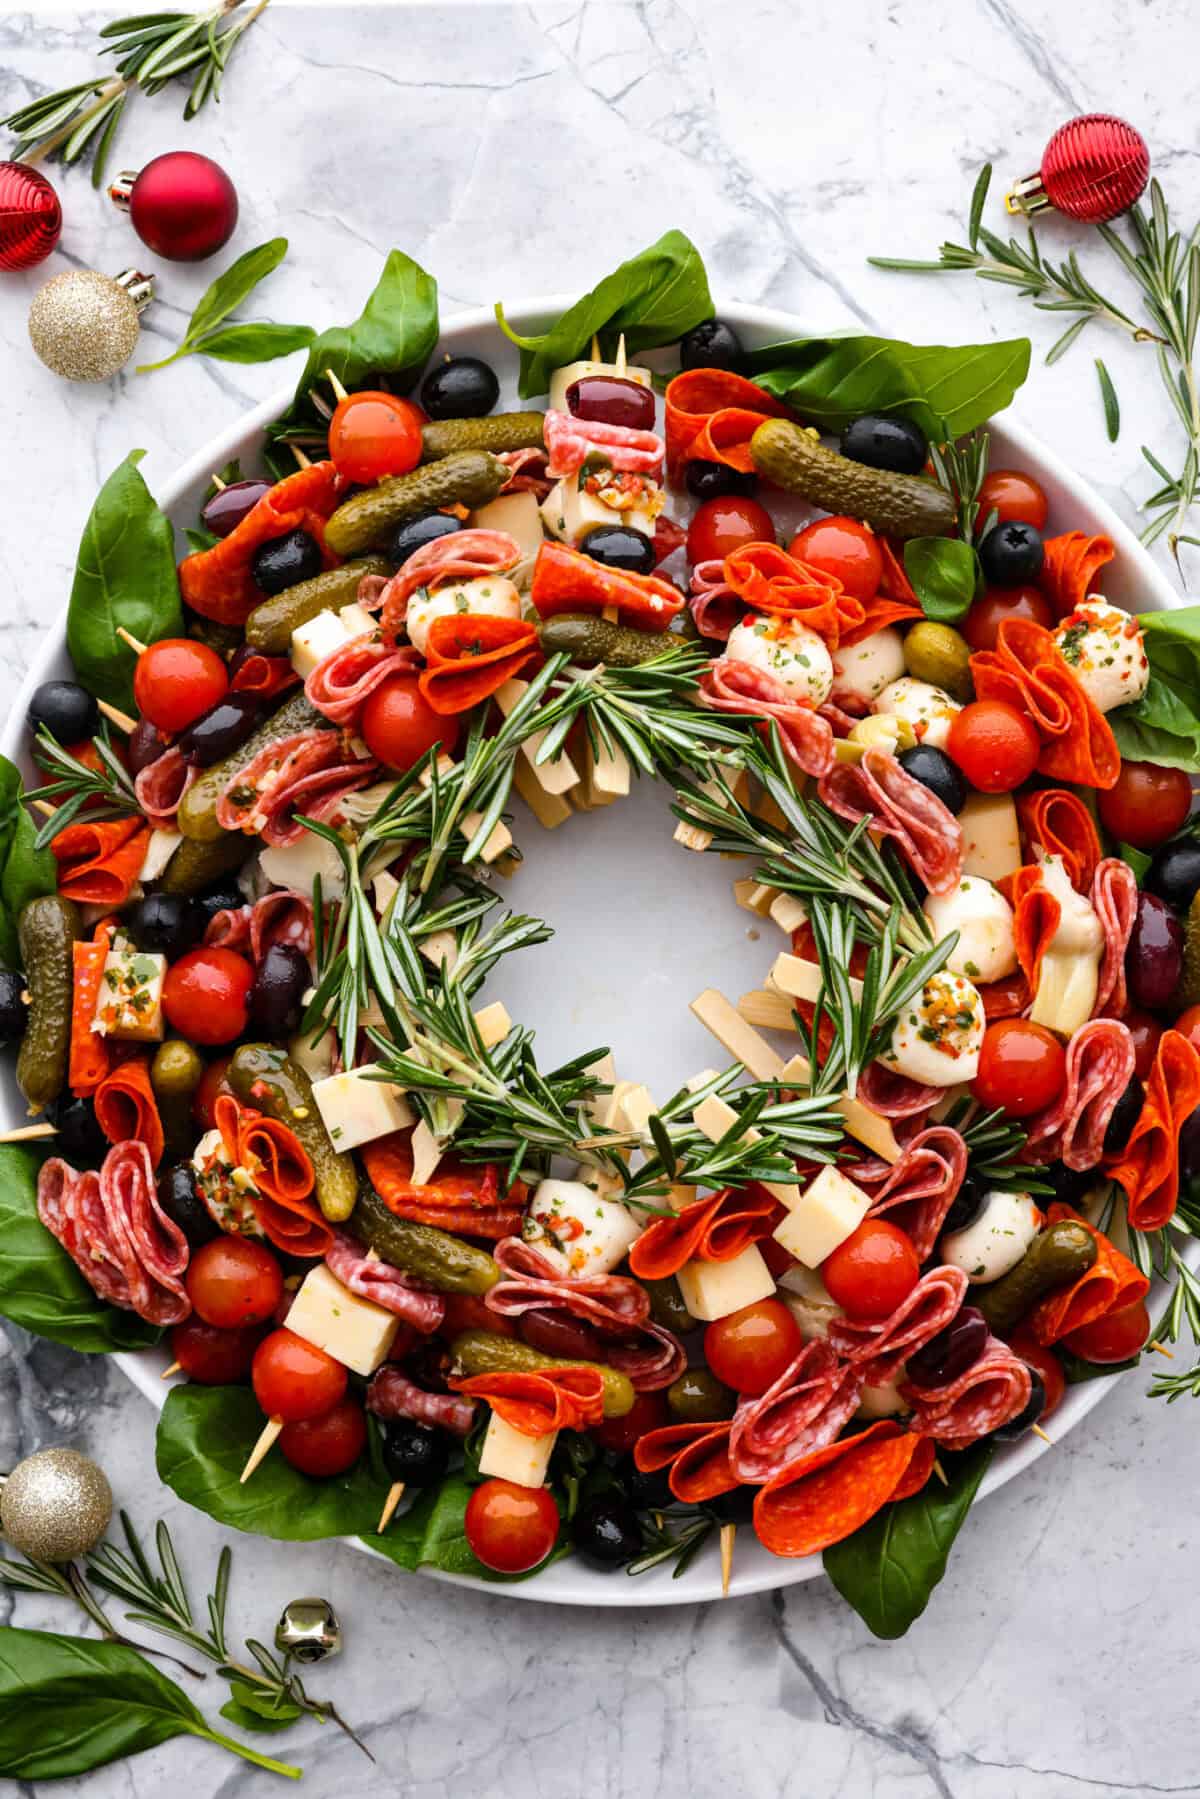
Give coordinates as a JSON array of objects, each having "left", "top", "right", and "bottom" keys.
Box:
[
  {"left": 108, "top": 171, "right": 137, "bottom": 210},
  {"left": 113, "top": 267, "right": 156, "bottom": 311}
]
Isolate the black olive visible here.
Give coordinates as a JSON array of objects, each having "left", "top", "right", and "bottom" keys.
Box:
[
  {"left": 684, "top": 460, "right": 757, "bottom": 501},
  {"left": 1045, "top": 1161, "right": 1098, "bottom": 1210},
  {"left": 1103, "top": 1075, "right": 1144, "bottom": 1156},
  {"left": 978, "top": 520, "right": 1044, "bottom": 587},
  {"left": 840, "top": 414, "right": 928, "bottom": 476},
  {"left": 1180, "top": 1107, "right": 1200, "bottom": 1190},
  {"left": 249, "top": 942, "right": 310, "bottom": 1039},
  {"left": 582, "top": 526, "right": 656, "bottom": 575},
  {"left": 420, "top": 356, "right": 500, "bottom": 420},
  {"left": 572, "top": 1495, "right": 643, "bottom": 1569},
  {"left": 157, "top": 1163, "right": 219, "bottom": 1247},
  {"left": 48, "top": 1094, "right": 106, "bottom": 1166},
  {"left": 941, "top": 1176, "right": 986, "bottom": 1237},
  {"left": 0, "top": 969, "right": 27, "bottom": 1048},
  {"left": 906, "top": 1306, "right": 988, "bottom": 1389},
  {"left": 177, "top": 692, "right": 262, "bottom": 768},
  {"left": 388, "top": 509, "right": 464, "bottom": 569},
  {"left": 250, "top": 529, "right": 322, "bottom": 596},
  {"left": 993, "top": 1367, "right": 1047, "bottom": 1443},
  {"left": 679, "top": 318, "right": 745, "bottom": 373},
  {"left": 625, "top": 1462, "right": 673, "bottom": 1510},
  {"left": 127, "top": 718, "right": 167, "bottom": 775},
  {"left": 192, "top": 884, "right": 246, "bottom": 930},
  {"left": 404, "top": 1336, "right": 451, "bottom": 1394},
  {"left": 706, "top": 1485, "right": 756, "bottom": 1525},
  {"left": 126, "top": 893, "right": 202, "bottom": 959},
  {"left": 27, "top": 680, "right": 98, "bottom": 745},
  {"left": 1145, "top": 836, "right": 1200, "bottom": 913},
  {"left": 897, "top": 744, "right": 968, "bottom": 815},
  {"left": 380, "top": 1419, "right": 451, "bottom": 1488}
]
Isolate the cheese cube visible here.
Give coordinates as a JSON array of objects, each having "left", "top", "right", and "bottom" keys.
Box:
[
  {"left": 525, "top": 1177, "right": 644, "bottom": 1277},
  {"left": 285, "top": 1264, "right": 400, "bottom": 1376},
  {"left": 472, "top": 1001, "right": 511, "bottom": 1050},
  {"left": 958, "top": 792, "right": 1021, "bottom": 884},
  {"left": 190, "top": 1126, "right": 261, "bottom": 1236},
  {"left": 548, "top": 357, "right": 651, "bottom": 415},
  {"left": 477, "top": 1411, "right": 557, "bottom": 1488},
  {"left": 372, "top": 869, "right": 401, "bottom": 919},
  {"left": 258, "top": 831, "right": 347, "bottom": 901},
  {"left": 138, "top": 828, "right": 181, "bottom": 885},
  {"left": 676, "top": 1245, "right": 776, "bottom": 1322},
  {"left": 288, "top": 1027, "right": 335, "bottom": 1084},
  {"left": 337, "top": 601, "right": 376, "bottom": 638},
  {"left": 310, "top": 1066, "right": 415, "bottom": 1151},
  {"left": 290, "top": 608, "right": 350, "bottom": 679},
  {"left": 772, "top": 1165, "right": 872, "bottom": 1268},
  {"left": 91, "top": 947, "right": 165, "bottom": 1041},
  {"left": 540, "top": 477, "right": 656, "bottom": 547},
  {"left": 470, "top": 490, "right": 545, "bottom": 561},
  {"left": 857, "top": 1376, "right": 910, "bottom": 1419}
]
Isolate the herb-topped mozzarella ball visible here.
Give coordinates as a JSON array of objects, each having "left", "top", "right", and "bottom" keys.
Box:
[
  {"left": 874, "top": 675, "right": 962, "bottom": 749},
  {"left": 942, "top": 1189, "right": 1040, "bottom": 1283},
  {"left": 924, "top": 876, "right": 1018, "bottom": 984},
  {"left": 879, "top": 969, "right": 985, "bottom": 1087},
  {"left": 1053, "top": 598, "right": 1150, "bottom": 714},
  {"left": 726, "top": 613, "right": 834, "bottom": 705},
  {"left": 830, "top": 626, "right": 905, "bottom": 709},
  {"left": 524, "top": 1177, "right": 644, "bottom": 1278},
  {"left": 405, "top": 575, "right": 522, "bottom": 657}
]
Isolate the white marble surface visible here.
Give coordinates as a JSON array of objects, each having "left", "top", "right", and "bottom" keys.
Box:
[{"left": 3, "top": 2, "right": 1200, "bottom": 1795}]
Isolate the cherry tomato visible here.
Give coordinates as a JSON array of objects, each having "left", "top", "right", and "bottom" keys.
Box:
[
  {"left": 591, "top": 1390, "right": 669, "bottom": 1454},
  {"left": 192, "top": 1054, "right": 234, "bottom": 1130},
  {"left": 162, "top": 947, "right": 253, "bottom": 1046},
  {"left": 252, "top": 1327, "right": 348, "bottom": 1422},
  {"left": 972, "top": 1019, "right": 1067, "bottom": 1118},
  {"left": 686, "top": 495, "right": 775, "bottom": 565},
  {"left": 1062, "top": 1297, "right": 1151, "bottom": 1365},
  {"left": 464, "top": 1478, "right": 560, "bottom": 1574},
  {"left": 279, "top": 1395, "right": 367, "bottom": 1477},
  {"left": 961, "top": 585, "right": 1053, "bottom": 653},
  {"left": 328, "top": 390, "right": 423, "bottom": 484},
  {"left": 703, "top": 1297, "right": 802, "bottom": 1396},
  {"left": 186, "top": 1236, "right": 283, "bottom": 1329},
  {"left": 1176, "top": 1004, "right": 1200, "bottom": 1052},
  {"left": 787, "top": 516, "right": 882, "bottom": 602},
  {"left": 976, "top": 469, "right": 1049, "bottom": 531},
  {"left": 946, "top": 699, "right": 1040, "bottom": 793},
  {"left": 169, "top": 1315, "right": 261, "bottom": 1384},
  {"left": 821, "top": 1219, "right": 920, "bottom": 1322},
  {"left": 360, "top": 672, "right": 459, "bottom": 772},
  {"left": 1125, "top": 1008, "right": 1164, "bottom": 1080},
  {"left": 1098, "top": 760, "right": 1194, "bottom": 851},
  {"left": 1006, "top": 1329, "right": 1065, "bottom": 1421},
  {"left": 134, "top": 639, "right": 229, "bottom": 735}
]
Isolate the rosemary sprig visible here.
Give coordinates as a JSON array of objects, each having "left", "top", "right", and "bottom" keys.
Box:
[
  {"left": 627, "top": 1509, "right": 715, "bottom": 1578},
  {"left": 28, "top": 724, "right": 141, "bottom": 848},
  {"left": 929, "top": 431, "right": 994, "bottom": 544},
  {"left": 1128, "top": 1188, "right": 1200, "bottom": 1399},
  {"left": 938, "top": 1098, "right": 1053, "bottom": 1196},
  {"left": 536, "top": 643, "right": 750, "bottom": 781}
]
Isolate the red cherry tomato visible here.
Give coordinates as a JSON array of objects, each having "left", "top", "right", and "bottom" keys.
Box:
[
  {"left": 972, "top": 1019, "right": 1068, "bottom": 1118},
  {"left": 279, "top": 1395, "right": 368, "bottom": 1477},
  {"left": 591, "top": 1389, "right": 669, "bottom": 1454},
  {"left": 464, "top": 1478, "right": 560, "bottom": 1574},
  {"left": 946, "top": 699, "right": 1040, "bottom": 793},
  {"left": 162, "top": 947, "right": 253, "bottom": 1046},
  {"left": 686, "top": 495, "right": 775, "bottom": 565},
  {"left": 186, "top": 1236, "right": 282, "bottom": 1329},
  {"left": 1062, "top": 1298, "right": 1151, "bottom": 1365},
  {"left": 360, "top": 672, "right": 460, "bottom": 772},
  {"left": 169, "top": 1316, "right": 261, "bottom": 1384},
  {"left": 252, "top": 1327, "right": 348, "bottom": 1422},
  {"left": 1125, "top": 1008, "right": 1165, "bottom": 1080},
  {"left": 787, "top": 516, "right": 883, "bottom": 602},
  {"left": 328, "top": 390, "right": 423, "bottom": 484},
  {"left": 1098, "top": 760, "right": 1193, "bottom": 850},
  {"left": 1176, "top": 1004, "right": 1200, "bottom": 1052},
  {"left": 703, "top": 1297, "right": 803, "bottom": 1396},
  {"left": 192, "top": 1054, "right": 234, "bottom": 1130},
  {"left": 821, "top": 1219, "right": 920, "bottom": 1322},
  {"left": 961, "top": 585, "right": 1053, "bottom": 653},
  {"left": 976, "top": 469, "right": 1049, "bottom": 530},
  {"left": 1006, "top": 1329, "right": 1065, "bottom": 1421},
  {"left": 134, "top": 639, "right": 228, "bottom": 735}
]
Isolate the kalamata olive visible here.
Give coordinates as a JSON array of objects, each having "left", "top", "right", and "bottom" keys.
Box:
[
  {"left": 905, "top": 1305, "right": 988, "bottom": 1389},
  {"left": 201, "top": 478, "right": 271, "bottom": 539},
  {"left": 666, "top": 1368, "right": 736, "bottom": 1423},
  {"left": 566, "top": 375, "right": 656, "bottom": 432},
  {"left": 518, "top": 1310, "right": 604, "bottom": 1362},
  {"left": 679, "top": 317, "right": 745, "bottom": 373},
  {"left": 27, "top": 680, "right": 97, "bottom": 744},
  {"left": 193, "top": 884, "right": 246, "bottom": 931},
  {"left": 381, "top": 1418, "right": 450, "bottom": 1487},
  {"left": 941, "top": 1178, "right": 986, "bottom": 1237},
  {"left": 1145, "top": 836, "right": 1200, "bottom": 913},
  {"left": 404, "top": 1336, "right": 451, "bottom": 1393},
  {"left": 177, "top": 692, "right": 262, "bottom": 767},
  {"left": 48, "top": 1094, "right": 106, "bottom": 1166},
  {"left": 840, "top": 414, "right": 928, "bottom": 476},
  {"left": 978, "top": 520, "right": 1044, "bottom": 587},
  {"left": 993, "top": 1367, "right": 1047, "bottom": 1443},
  {"left": 420, "top": 356, "right": 500, "bottom": 420},
  {"left": 707, "top": 1485, "right": 757, "bottom": 1524},
  {"left": 897, "top": 744, "right": 968, "bottom": 815},
  {"left": 684, "top": 459, "right": 757, "bottom": 501},
  {"left": 1126, "top": 891, "right": 1184, "bottom": 1011},
  {"left": 157, "top": 1163, "right": 219, "bottom": 1247},
  {"left": 127, "top": 718, "right": 168, "bottom": 775},
  {"left": 249, "top": 941, "right": 310, "bottom": 1038},
  {"left": 625, "top": 1460, "right": 673, "bottom": 1510},
  {"left": 126, "top": 893, "right": 202, "bottom": 959},
  {"left": 573, "top": 1495, "right": 643, "bottom": 1569},
  {"left": 582, "top": 526, "right": 656, "bottom": 575},
  {"left": 1180, "top": 1107, "right": 1200, "bottom": 1190},
  {"left": 1103, "top": 1075, "right": 1144, "bottom": 1155},
  {"left": 387, "top": 509, "right": 463, "bottom": 569},
  {"left": 0, "top": 969, "right": 27, "bottom": 1048},
  {"left": 250, "top": 528, "right": 322, "bottom": 596}
]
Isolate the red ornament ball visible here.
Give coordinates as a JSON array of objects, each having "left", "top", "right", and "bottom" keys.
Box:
[
  {"left": 0, "top": 162, "right": 62, "bottom": 271},
  {"left": 111, "top": 151, "right": 238, "bottom": 261},
  {"left": 1012, "top": 114, "right": 1149, "bottom": 224}
]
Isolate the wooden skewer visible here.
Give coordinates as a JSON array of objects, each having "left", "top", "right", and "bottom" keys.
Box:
[
  {"left": 614, "top": 332, "right": 627, "bottom": 376},
  {"left": 1031, "top": 1424, "right": 1053, "bottom": 1446},
  {"left": 240, "top": 1416, "right": 283, "bottom": 1483},
  {"left": 290, "top": 444, "right": 313, "bottom": 470},
  {"left": 210, "top": 472, "right": 227, "bottom": 492},
  {"left": 1149, "top": 1340, "right": 1175, "bottom": 1359},
  {"left": 116, "top": 626, "right": 148, "bottom": 656},
  {"left": 932, "top": 1457, "right": 949, "bottom": 1488},
  {"left": 589, "top": 332, "right": 601, "bottom": 361},
  {"left": 161, "top": 1361, "right": 182, "bottom": 1380},
  {"left": 719, "top": 1522, "right": 736, "bottom": 1597},
  {"left": 377, "top": 1481, "right": 406, "bottom": 1533},
  {"left": 325, "top": 368, "right": 349, "bottom": 404},
  {"left": 97, "top": 700, "right": 136, "bottom": 734},
  {"left": 31, "top": 800, "right": 56, "bottom": 818},
  {"left": 0, "top": 1122, "right": 57, "bottom": 1143}
]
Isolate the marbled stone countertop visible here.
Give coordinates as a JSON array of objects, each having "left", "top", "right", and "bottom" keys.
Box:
[{"left": 2, "top": 4, "right": 1199, "bottom": 1795}]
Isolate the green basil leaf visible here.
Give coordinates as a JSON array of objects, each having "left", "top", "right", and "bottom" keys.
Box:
[
  {"left": 191, "top": 322, "right": 316, "bottom": 365},
  {"left": 822, "top": 1441, "right": 993, "bottom": 1638},
  {"left": 0, "top": 1145, "right": 161, "bottom": 1352},
  {"left": 903, "top": 536, "right": 980, "bottom": 623},
  {"left": 187, "top": 237, "right": 290, "bottom": 343},
  {"left": 1118, "top": 840, "right": 1152, "bottom": 882},
  {"left": 184, "top": 523, "right": 220, "bottom": 554},
  {"left": 0, "top": 754, "right": 55, "bottom": 968},
  {"left": 1109, "top": 605, "right": 1200, "bottom": 770},
  {"left": 1059, "top": 1346, "right": 1140, "bottom": 1384},
  {"left": 66, "top": 451, "right": 183, "bottom": 714},
  {"left": 497, "top": 230, "right": 713, "bottom": 399},
  {"left": 746, "top": 333, "right": 1031, "bottom": 439},
  {"left": 219, "top": 1683, "right": 303, "bottom": 1733}
]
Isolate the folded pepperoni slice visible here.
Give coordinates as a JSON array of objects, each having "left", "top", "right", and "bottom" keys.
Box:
[
  {"left": 889, "top": 1437, "right": 936, "bottom": 1503},
  {"left": 1029, "top": 1203, "right": 1150, "bottom": 1343},
  {"left": 629, "top": 1186, "right": 781, "bottom": 1280},
  {"left": 664, "top": 370, "right": 794, "bottom": 481},
  {"left": 417, "top": 614, "right": 540, "bottom": 716},
  {"left": 975, "top": 972, "right": 1031, "bottom": 1020},
  {"left": 752, "top": 1420, "right": 922, "bottom": 1557},
  {"left": 213, "top": 1094, "right": 330, "bottom": 1258},
  {"left": 633, "top": 1419, "right": 739, "bottom": 1503},
  {"left": 361, "top": 1132, "right": 524, "bottom": 1239},
  {"left": 1017, "top": 789, "right": 1101, "bottom": 892},
  {"left": 1107, "top": 1030, "right": 1200, "bottom": 1232},
  {"left": 1039, "top": 531, "right": 1115, "bottom": 620},
  {"left": 52, "top": 817, "right": 149, "bottom": 908},
  {"left": 452, "top": 1367, "right": 606, "bottom": 1436},
  {"left": 722, "top": 542, "right": 865, "bottom": 646},
  {"left": 969, "top": 616, "right": 1120, "bottom": 789},
  {"left": 94, "top": 1057, "right": 165, "bottom": 1168},
  {"left": 178, "top": 462, "right": 343, "bottom": 626},
  {"left": 1001, "top": 863, "right": 1062, "bottom": 992},
  {"left": 696, "top": 658, "right": 836, "bottom": 778},
  {"left": 530, "top": 541, "right": 684, "bottom": 631}
]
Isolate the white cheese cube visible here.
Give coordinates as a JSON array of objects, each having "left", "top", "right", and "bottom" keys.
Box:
[
  {"left": 470, "top": 490, "right": 546, "bottom": 562},
  {"left": 477, "top": 1411, "right": 557, "bottom": 1488},
  {"left": 472, "top": 1001, "right": 511, "bottom": 1051},
  {"left": 372, "top": 869, "right": 401, "bottom": 918},
  {"left": 290, "top": 608, "right": 351, "bottom": 680},
  {"left": 337, "top": 601, "right": 377, "bottom": 638},
  {"left": 857, "top": 1374, "right": 911, "bottom": 1419},
  {"left": 258, "top": 831, "right": 347, "bottom": 901},
  {"left": 772, "top": 1165, "right": 872, "bottom": 1269},
  {"left": 957, "top": 792, "right": 1021, "bottom": 884},
  {"left": 310, "top": 1066, "right": 414, "bottom": 1152},
  {"left": 676, "top": 1244, "right": 776, "bottom": 1322},
  {"left": 524, "top": 1177, "right": 644, "bottom": 1277},
  {"left": 91, "top": 947, "right": 165, "bottom": 1041},
  {"left": 285, "top": 1263, "right": 400, "bottom": 1376},
  {"left": 547, "top": 357, "right": 651, "bottom": 415},
  {"left": 138, "top": 828, "right": 181, "bottom": 885},
  {"left": 539, "top": 477, "right": 655, "bottom": 546}
]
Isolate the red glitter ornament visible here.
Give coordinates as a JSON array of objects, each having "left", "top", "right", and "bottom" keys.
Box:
[
  {"left": 0, "top": 162, "right": 62, "bottom": 272},
  {"left": 1007, "top": 114, "right": 1150, "bottom": 225},
  {"left": 109, "top": 151, "right": 238, "bottom": 262}
]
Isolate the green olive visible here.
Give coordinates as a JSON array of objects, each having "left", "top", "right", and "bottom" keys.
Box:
[
  {"left": 666, "top": 1368, "right": 736, "bottom": 1424},
  {"left": 645, "top": 1276, "right": 698, "bottom": 1335},
  {"left": 902, "top": 621, "right": 974, "bottom": 702},
  {"left": 151, "top": 1039, "right": 205, "bottom": 1100}
]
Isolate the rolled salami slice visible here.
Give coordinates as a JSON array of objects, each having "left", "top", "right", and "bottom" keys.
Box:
[
  {"left": 306, "top": 635, "right": 421, "bottom": 727},
  {"left": 829, "top": 1264, "right": 969, "bottom": 1386},
  {"left": 728, "top": 1341, "right": 863, "bottom": 1483},
  {"left": 498, "top": 445, "right": 553, "bottom": 498},
  {"left": 217, "top": 731, "right": 378, "bottom": 847},
  {"left": 752, "top": 1420, "right": 923, "bottom": 1557},
  {"left": 38, "top": 1142, "right": 190, "bottom": 1326},
  {"left": 818, "top": 747, "right": 964, "bottom": 896},
  {"left": 543, "top": 409, "right": 664, "bottom": 479},
  {"left": 1021, "top": 1018, "right": 1135, "bottom": 1170},
  {"left": 629, "top": 1185, "right": 781, "bottom": 1280},
  {"left": 1091, "top": 858, "right": 1138, "bottom": 1019},
  {"left": 1029, "top": 1204, "right": 1150, "bottom": 1345},
  {"left": 697, "top": 658, "right": 835, "bottom": 778},
  {"left": 378, "top": 529, "right": 522, "bottom": 640},
  {"left": 861, "top": 1128, "right": 968, "bottom": 1260},
  {"left": 1017, "top": 789, "right": 1100, "bottom": 893},
  {"left": 134, "top": 746, "right": 196, "bottom": 827},
  {"left": 366, "top": 1367, "right": 476, "bottom": 1437},
  {"left": 856, "top": 1061, "right": 942, "bottom": 1120},
  {"left": 452, "top": 1367, "right": 605, "bottom": 1436},
  {"left": 632, "top": 1420, "right": 739, "bottom": 1503},
  {"left": 902, "top": 1333, "right": 1032, "bottom": 1449},
  {"left": 325, "top": 1230, "right": 445, "bottom": 1333}
]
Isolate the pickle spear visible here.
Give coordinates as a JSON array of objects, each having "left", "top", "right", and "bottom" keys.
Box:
[{"left": 751, "top": 418, "right": 956, "bottom": 538}]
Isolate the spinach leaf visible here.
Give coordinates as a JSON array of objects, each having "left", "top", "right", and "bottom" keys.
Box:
[
  {"left": 183, "top": 322, "right": 317, "bottom": 366},
  {"left": 1109, "top": 606, "right": 1200, "bottom": 770},
  {"left": 66, "top": 451, "right": 183, "bottom": 714},
  {"left": 0, "top": 755, "right": 55, "bottom": 968},
  {"left": 497, "top": 230, "right": 713, "bottom": 399},
  {"left": 823, "top": 1442, "right": 992, "bottom": 1638},
  {"left": 746, "top": 333, "right": 1031, "bottom": 439},
  {"left": 1118, "top": 840, "right": 1152, "bottom": 883},
  {"left": 363, "top": 1474, "right": 568, "bottom": 1583},
  {"left": 903, "top": 536, "right": 980, "bottom": 623},
  {"left": 0, "top": 1145, "right": 161, "bottom": 1352},
  {"left": 0, "top": 1629, "right": 300, "bottom": 1781},
  {"left": 137, "top": 239, "right": 314, "bottom": 374}
]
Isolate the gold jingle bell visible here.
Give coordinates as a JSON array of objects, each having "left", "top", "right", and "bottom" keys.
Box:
[
  {"left": 275, "top": 1596, "right": 342, "bottom": 1664},
  {"left": 0, "top": 1447, "right": 112, "bottom": 1562},
  {"left": 28, "top": 267, "right": 155, "bottom": 381}
]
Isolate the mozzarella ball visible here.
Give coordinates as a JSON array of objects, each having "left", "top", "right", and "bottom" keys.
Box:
[
  {"left": 726, "top": 613, "right": 834, "bottom": 705},
  {"left": 879, "top": 969, "right": 985, "bottom": 1087},
  {"left": 942, "top": 1190, "right": 1041, "bottom": 1284},
  {"left": 857, "top": 1371, "right": 911, "bottom": 1419},
  {"left": 831, "top": 627, "right": 906, "bottom": 708},
  {"left": 924, "top": 876, "right": 1018, "bottom": 984},
  {"left": 406, "top": 574, "right": 522, "bottom": 656},
  {"left": 874, "top": 675, "right": 961, "bottom": 749},
  {"left": 1053, "top": 598, "right": 1150, "bottom": 714},
  {"left": 524, "top": 1177, "right": 643, "bottom": 1278},
  {"left": 777, "top": 1262, "right": 843, "bottom": 1341}
]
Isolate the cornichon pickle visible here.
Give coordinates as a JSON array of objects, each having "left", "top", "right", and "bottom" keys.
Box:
[
  {"left": 155, "top": 830, "right": 250, "bottom": 896},
  {"left": 975, "top": 1220, "right": 1097, "bottom": 1334},
  {"left": 1179, "top": 889, "right": 1200, "bottom": 1009},
  {"left": 152, "top": 1040, "right": 204, "bottom": 1157},
  {"left": 16, "top": 895, "right": 83, "bottom": 1114},
  {"left": 226, "top": 1043, "right": 357, "bottom": 1223},
  {"left": 450, "top": 1327, "right": 635, "bottom": 1418},
  {"left": 324, "top": 451, "right": 509, "bottom": 557},
  {"left": 538, "top": 613, "right": 684, "bottom": 667},
  {"left": 351, "top": 1184, "right": 500, "bottom": 1295},
  {"left": 751, "top": 418, "right": 957, "bottom": 538},
  {"left": 902, "top": 620, "right": 974, "bottom": 701},
  {"left": 243, "top": 557, "right": 391, "bottom": 655},
  {"left": 419, "top": 413, "right": 545, "bottom": 464},
  {"left": 176, "top": 691, "right": 327, "bottom": 843},
  {"left": 645, "top": 1274, "right": 697, "bottom": 1334}
]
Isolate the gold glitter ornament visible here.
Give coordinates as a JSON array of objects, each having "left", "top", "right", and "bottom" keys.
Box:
[
  {"left": 0, "top": 1447, "right": 112, "bottom": 1561},
  {"left": 28, "top": 268, "right": 155, "bottom": 381}
]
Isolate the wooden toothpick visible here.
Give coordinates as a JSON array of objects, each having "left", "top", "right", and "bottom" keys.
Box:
[
  {"left": 1031, "top": 1424, "right": 1053, "bottom": 1446},
  {"left": 719, "top": 1522, "right": 736, "bottom": 1597},
  {"left": 325, "top": 368, "right": 349, "bottom": 404},
  {"left": 116, "top": 626, "right": 148, "bottom": 656},
  {"left": 290, "top": 444, "right": 313, "bottom": 470},
  {"left": 97, "top": 700, "right": 136, "bottom": 734},
  {"left": 376, "top": 1481, "right": 406, "bottom": 1533},
  {"left": 240, "top": 1416, "right": 283, "bottom": 1483},
  {"left": 210, "top": 472, "right": 227, "bottom": 492},
  {"left": 160, "top": 1361, "right": 182, "bottom": 1380}
]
